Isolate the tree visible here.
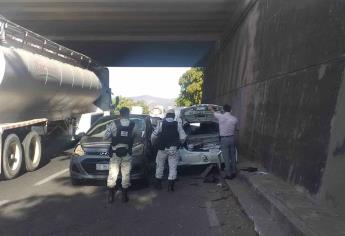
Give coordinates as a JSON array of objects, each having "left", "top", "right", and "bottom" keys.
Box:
[
  {"left": 113, "top": 96, "right": 150, "bottom": 114},
  {"left": 176, "top": 67, "right": 204, "bottom": 107}
]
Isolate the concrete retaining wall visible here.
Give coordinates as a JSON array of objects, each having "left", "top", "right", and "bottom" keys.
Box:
[{"left": 203, "top": 0, "right": 345, "bottom": 211}]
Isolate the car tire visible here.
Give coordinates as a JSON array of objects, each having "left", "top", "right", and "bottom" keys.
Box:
[
  {"left": 71, "top": 178, "right": 82, "bottom": 186},
  {"left": 23, "top": 131, "right": 42, "bottom": 172},
  {"left": 141, "top": 163, "right": 151, "bottom": 187},
  {"left": 2, "top": 134, "right": 23, "bottom": 180},
  {"left": 143, "top": 175, "right": 150, "bottom": 187}
]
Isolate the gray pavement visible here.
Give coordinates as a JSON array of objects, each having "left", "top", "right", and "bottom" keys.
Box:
[{"left": 0, "top": 150, "right": 256, "bottom": 236}]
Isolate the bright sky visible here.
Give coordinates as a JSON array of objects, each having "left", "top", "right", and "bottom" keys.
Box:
[{"left": 108, "top": 67, "right": 190, "bottom": 99}]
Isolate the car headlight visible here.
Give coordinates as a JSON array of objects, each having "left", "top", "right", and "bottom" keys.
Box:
[{"left": 74, "top": 144, "right": 85, "bottom": 156}]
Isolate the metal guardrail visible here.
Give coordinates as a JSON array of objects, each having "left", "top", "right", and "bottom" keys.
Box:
[{"left": 0, "top": 15, "right": 97, "bottom": 69}]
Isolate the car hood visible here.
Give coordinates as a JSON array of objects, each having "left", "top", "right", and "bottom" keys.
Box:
[
  {"left": 79, "top": 136, "right": 145, "bottom": 155},
  {"left": 186, "top": 133, "right": 219, "bottom": 144},
  {"left": 80, "top": 136, "right": 111, "bottom": 153}
]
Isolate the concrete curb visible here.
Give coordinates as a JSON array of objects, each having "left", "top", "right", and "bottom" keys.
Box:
[
  {"left": 225, "top": 167, "right": 345, "bottom": 236},
  {"left": 237, "top": 173, "right": 314, "bottom": 236},
  {"left": 224, "top": 177, "right": 288, "bottom": 236}
]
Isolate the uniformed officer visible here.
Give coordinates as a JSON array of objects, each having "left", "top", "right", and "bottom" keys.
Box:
[
  {"left": 151, "top": 109, "right": 186, "bottom": 191},
  {"left": 104, "top": 107, "right": 135, "bottom": 203}
]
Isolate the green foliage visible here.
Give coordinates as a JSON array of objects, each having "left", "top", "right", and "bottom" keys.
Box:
[
  {"left": 112, "top": 96, "right": 149, "bottom": 114},
  {"left": 176, "top": 67, "right": 204, "bottom": 107}
]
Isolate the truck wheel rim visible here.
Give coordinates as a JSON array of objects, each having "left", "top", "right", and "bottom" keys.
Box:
[
  {"left": 29, "top": 137, "right": 40, "bottom": 164},
  {"left": 8, "top": 142, "right": 20, "bottom": 171}
]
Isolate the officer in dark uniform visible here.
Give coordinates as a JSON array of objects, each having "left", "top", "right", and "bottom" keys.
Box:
[
  {"left": 151, "top": 109, "right": 186, "bottom": 191},
  {"left": 104, "top": 107, "right": 135, "bottom": 203}
]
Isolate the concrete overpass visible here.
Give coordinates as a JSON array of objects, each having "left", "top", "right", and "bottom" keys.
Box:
[
  {"left": 1, "top": 0, "right": 345, "bottom": 217},
  {"left": 0, "top": 0, "right": 240, "bottom": 66}
]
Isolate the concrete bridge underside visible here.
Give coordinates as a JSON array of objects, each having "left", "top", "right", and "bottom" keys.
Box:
[
  {"left": 1, "top": 0, "right": 345, "bottom": 216},
  {"left": 0, "top": 0, "right": 240, "bottom": 66}
]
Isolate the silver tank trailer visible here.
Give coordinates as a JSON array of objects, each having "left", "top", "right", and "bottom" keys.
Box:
[{"left": 0, "top": 46, "right": 102, "bottom": 123}]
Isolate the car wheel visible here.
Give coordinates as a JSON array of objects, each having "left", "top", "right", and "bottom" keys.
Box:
[
  {"left": 2, "top": 134, "right": 23, "bottom": 180},
  {"left": 23, "top": 131, "right": 42, "bottom": 172},
  {"left": 142, "top": 163, "right": 151, "bottom": 187},
  {"left": 71, "top": 178, "right": 82, "bottom": 186}
]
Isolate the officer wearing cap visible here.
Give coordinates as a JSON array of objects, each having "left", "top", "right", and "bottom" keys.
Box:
[{"left": 151, "top": 109, "right": 186, "bottom": 191}]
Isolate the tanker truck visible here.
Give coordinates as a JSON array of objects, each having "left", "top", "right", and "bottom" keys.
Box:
[{"left": 0, "top": 16, "right": 111, "bottom": 179}]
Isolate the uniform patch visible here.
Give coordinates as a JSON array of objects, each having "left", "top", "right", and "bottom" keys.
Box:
[{"left": 121, "top": 131, "right": 129, "bottom": 137}]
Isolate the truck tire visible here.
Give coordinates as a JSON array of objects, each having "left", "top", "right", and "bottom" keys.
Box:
[
  {"left": 23, "top": 131, "right": 42, "bottom": 172},
  {"left": 2, "top": 134, "right": 23, "bottom": 179}
]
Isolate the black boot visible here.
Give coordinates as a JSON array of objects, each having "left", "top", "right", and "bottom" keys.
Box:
[
  {"left": 108, "top": 188, "right": 115, "bottom": 204},
  {"left": 122, "top": 188, "right": 129, "bottom": 203},
  {"left": 154, "top": 178, "right": 162, "bottom": 190},
  {"left": 168, "top": 180, "right": 175, "bottom": 192}
]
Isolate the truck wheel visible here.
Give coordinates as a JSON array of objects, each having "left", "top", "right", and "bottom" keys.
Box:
[
  {"left": 23, "top": 131, "right": 42, "bottom": 172},
  {"left": 2, "top": 134, "right": 23, "bottom": 179}
]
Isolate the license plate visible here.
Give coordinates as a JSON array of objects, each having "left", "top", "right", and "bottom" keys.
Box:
[{"left": 96, "top": 164, "right": 109, "bottom": 171}]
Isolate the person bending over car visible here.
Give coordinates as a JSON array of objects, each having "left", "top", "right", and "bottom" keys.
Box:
[
  {"left": 104, "top": 107, "right": 135, "bottom": 203},
  {"left": 151, "top": 109, "right": 186, "bottom": 191}
]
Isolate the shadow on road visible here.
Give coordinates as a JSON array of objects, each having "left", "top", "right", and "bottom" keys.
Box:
[
  {"left": 0, "top": 177, "right": 162, "bottom": 235},
  {"left": 0, "top": 171, "right": 206, "bottom": 236},
  {"left": 0, "top": 191, "right": 107, "bottom": 235}
]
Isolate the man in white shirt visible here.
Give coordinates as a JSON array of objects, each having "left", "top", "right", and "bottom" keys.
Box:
[{"left": 209, "top": 104, "right": 238, "bottom": 179}]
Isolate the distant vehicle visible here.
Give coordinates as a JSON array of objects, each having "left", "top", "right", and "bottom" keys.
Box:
[
  {"left": 177, "top": 104, "right": 225, "bottom": 166},
  {"left": 0, "top": 16, "right": 111, "bottom": 180},
  {"left": 69, "top": 115, "right": 154, "bottom": 185},
  {"left": 150, "top": 105, "right": 165, "bottom": 119},
  {"left": 131, "top": 106, "right": 144, "bottom": 115}
]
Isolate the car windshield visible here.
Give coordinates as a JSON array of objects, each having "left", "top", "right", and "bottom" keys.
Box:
[
  {"left": 86, "top": 118, "right": 145, "bottom": 138},
  {"left": 183, "top": 122, "right": 219, "bottom": 135}
]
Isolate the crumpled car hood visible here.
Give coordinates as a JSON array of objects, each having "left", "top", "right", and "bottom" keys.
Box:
[{"left": 185, "top": 133, "right": 220, "bottom": 151}]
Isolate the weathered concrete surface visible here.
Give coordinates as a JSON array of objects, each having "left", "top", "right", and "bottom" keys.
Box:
[
  {"left": 227, "top": 161, "right": 345, "bottom": 236},
  {"left": 319, "top": 68, "right": 345, "bottom": 213},
  {"left": 203, "top": 0, "right": 345, "bottom": 212}
]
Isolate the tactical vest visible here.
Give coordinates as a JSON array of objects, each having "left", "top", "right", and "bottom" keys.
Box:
[
  {"left": 158, "top": 119, "right": 180, "bottom": 150},
  {"left": 111, "top": 119, "right": 135, "bottom": 156}
]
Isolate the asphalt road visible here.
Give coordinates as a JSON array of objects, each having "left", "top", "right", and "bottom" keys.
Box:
[{"left": 0, "top": 149, "right": 257, "bottom": 236}]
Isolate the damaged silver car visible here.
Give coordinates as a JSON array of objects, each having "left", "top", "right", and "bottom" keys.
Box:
[{"left": 178, "top": 105, "right": 225, "bottom": 166}]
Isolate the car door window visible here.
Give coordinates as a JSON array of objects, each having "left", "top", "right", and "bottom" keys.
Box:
[{"left": 87, "top": 120, "right": 113, "bottom": 137}]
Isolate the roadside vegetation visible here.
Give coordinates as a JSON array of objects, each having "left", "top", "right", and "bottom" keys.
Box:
[
  {"left": 113, "top": 96, "right": 150, "bottom": 114},
  {"left": 176, "top": 67, "right": 204, "bottom": 107}
]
